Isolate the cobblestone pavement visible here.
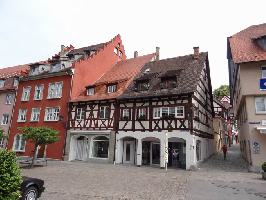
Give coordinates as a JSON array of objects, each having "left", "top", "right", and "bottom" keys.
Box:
[
  {"left": 186, "top": 145, "right": 266, "bottom": 200},
  {"left": 22, "top": 145, "right": 266, "bottom": 200},
  {"left": 22, "top": 161, "right": 190, "bottom": 200}
]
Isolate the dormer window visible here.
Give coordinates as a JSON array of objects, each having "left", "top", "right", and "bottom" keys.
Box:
[
  {"left": 107, "top": 84, "right": 117, "bottom": 93},
  {"left": 137, "top": 80, "right": 150, "bottom": 91},
  {"left": 87, "top": 87, "right": 95, "bottom": 96},
  {"left": 160, "top": 77, "right": 177, "bottom": 89},
  {"left": 0, "top": 79, "right": 5, "bottom": 88}
]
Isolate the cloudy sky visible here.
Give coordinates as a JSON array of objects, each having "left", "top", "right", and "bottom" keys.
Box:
[{"left": 0, "top": 0, "right": 265, "bottom": 89}]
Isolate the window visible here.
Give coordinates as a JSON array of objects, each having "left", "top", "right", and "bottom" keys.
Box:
[
  {"left": 153, "top": 106, "right": 185, "bottom": 119},
  {"left": 13, "top": 78, "right": 19, "bottom": 87},
  {"left": 262, "top": 66, "right": 266, "bottom": 78},
  {"left": 176, "top": 106, "right": 185, "bottom": 118},
  {"left": 138, "top": 108, "right": 147, "bottom": 120},
  {"left": 1, "top": 114, "right": 9, "bottom": 125},
  {"left": 45, "top": 107, "right": 60, "bottom": 121},
  {"left": 21, "top": 86, "right": 31, "bottom": 101},
  {"left": 34, "top": 85, "right": 44, "bottom": 100},
  {"left": 76, "top": 107, "right": 85, "bottom": 120},
  {"left": 119, "top": 50, "right": 123, "bottom": 58},
  {"left": 99, "top": 106, "right": 110, "bottom": 119},
  {"left": 18, "top": 109, "right": 27, "bottom": 122},
  {"left": 114, "top": 48, "right": 118, "bottom": 55},
  {"left": 87, "top": 87, "right": 95, "bottom": 96},
  {"left": 160, "top": 77, "right": 177, "bottom": 89},
  {"left": 122, "top": 108, "right": 130, "bottom": 120},
  {"left": 255, "top": 97, "right": 266, "bottom": 113},
  {"left": 6, "top": 94, "right": 13, "bottom": 104},
  {"left": 107, "top": 84, "right": 117, "bottom": 93},
  {"left": 0, "top": 79, "right": 5, "bottom": 88},
  {"left": 13, "top": 134, "right": 26, "bottom": 152},
  {"left": 30, "top": 108, "right": 40, "bottom": 122},
  {"left": 47, "top": 82, "right": 63, "bottom": 99},
  {"left": 91, "top": 136, "right": 109, "bottom": 158},
  {"left": 137, "top": 81, "right": 150, "bottom": 91}
]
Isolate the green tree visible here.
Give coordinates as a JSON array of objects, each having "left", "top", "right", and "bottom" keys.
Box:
[
  {"left": 18, "top": 127, "right": 59, "bottom": 167},
  {"left": 213, "top": 85, "right": 229, "bottom": 99},
  {"left": 0, "top": 149, "right": 22, "bottom": 200}
]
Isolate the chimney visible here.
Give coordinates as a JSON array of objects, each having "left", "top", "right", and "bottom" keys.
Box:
[
  {"left": 156, "top": 47, "right": 160, "bottom": 61},
  {"left": 134, "top": 51, "right": 138, "bottom": 58},
  {"left": 61, "top": 45, "right": 65, "bottom": 52},
  {"left": 193, "top": 47, "right": 199, "bottom": 59}
]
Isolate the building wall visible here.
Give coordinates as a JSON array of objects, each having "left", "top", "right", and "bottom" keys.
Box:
[
  {"left": 71, "top": 35, "right": 126, "bottom": 100},
  {"left": 0, "top": 91, "right": 15, "bottom": 147},
  {"left": 7, "top": 74, "right": 72, "bottom": 159}
]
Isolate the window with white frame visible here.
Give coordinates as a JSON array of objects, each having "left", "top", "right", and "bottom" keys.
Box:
[
  {"left": 99, "top": 106, "right": 110, "bottom": 119},
  {"left": 21, "top": 86, "right": 31, "bottom": 101},
  {"left": 1, "top": 114, "right": 9, "bottom": 125},
  {"left": 6, "top": 94, "right": 13, "bottom": 104},
  {"left": 18, "top": 109, "right": 27, "bottom": 122},
  {"left": 122, "top": 108, "right": 130, "bottom": 120},
  {"left": 76, "top": 107, "right": 85, "bottom": 120},
  {"left": 0, "top": 138, "right": 4, "bottom": 148},
  {"left": 262, "top": 66, "right": 266, "bottom": 78},
  {"left": 153, "top": 107, "right": 161, "bottom": 119},
  {"left": 153, "top": 106, "right": 185, "bottom": 119},
  {"left": 47, "top": 82, "right": 63, "bottom": 99},
  {"left": 138, "top": 108, "right": 147, "bottom": 119},
  {"left": 30, "top": 108, "right": 40, "bottom": 122},
  {"left": 34, "top": 84, "right": 44, "bottom": 100},
  {"left": 87, "top": 87, "right": 95, "bottom": 96},
  {"left": 176, "top": 106, "right": 185, "bottom": 118},
  {"left": 0, "top": 79, "right": 5, "bottom": 88},
  {"left": 45, "top": 107, "right": 60, "bottom": 121},
  {"left": 13, "top": 78, "right": 19, "bottom": 87},
  {"left": 13, "top": 134, "right": 26, "bottom": 152},
  {"left": 107, "top": 84, "right": 117, "bottom": 93},
  {"left": 255, "top": 97, "right": 266, "bottom": 113}
]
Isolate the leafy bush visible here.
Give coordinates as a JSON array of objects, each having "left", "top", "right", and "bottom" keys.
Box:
[
  {"left": 262, "top": 162, "right": 266, "bottom": 172},
  {"left": 0, "top": 149, "right": 22, "bottom": 200}
]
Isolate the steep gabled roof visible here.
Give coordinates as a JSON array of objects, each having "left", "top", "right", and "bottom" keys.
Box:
[
  {"left": 0, "top": 64, "right": 29, "bottom": 79},
  {"left": 229, "top": 23, "right": 266, "bottom": 63},
  {"left": 71, "top": 53, "right": 155, "bottom": 102},
  {"left": 119, "top": 52, "right": 208, "bottom": 99}
]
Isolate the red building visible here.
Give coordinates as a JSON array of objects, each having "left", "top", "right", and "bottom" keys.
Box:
[{"left": 7, "top": 35, "right": 126, "bottom": 159}]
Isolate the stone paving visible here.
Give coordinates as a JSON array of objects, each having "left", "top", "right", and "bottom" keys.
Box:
[
  {"left": 186, "top": 145, "right": 266, "bottom": 200},
  {"left": 22, "top": 161, "right": 190, "bottom": 200},
  {"left": 22, "top": 145, "right": 266, "bottom": 200}
]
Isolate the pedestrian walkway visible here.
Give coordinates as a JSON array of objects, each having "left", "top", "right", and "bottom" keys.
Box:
[
  {"left": 186, "top": 144, "right": 266, "bottom": 200},
  {"left": 199, "top": 144, "right": 248, "bottom": 172}
]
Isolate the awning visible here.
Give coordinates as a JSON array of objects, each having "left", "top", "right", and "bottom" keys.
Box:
[{"left": 255, "top": 126, "right": 266, "bottom": 134}]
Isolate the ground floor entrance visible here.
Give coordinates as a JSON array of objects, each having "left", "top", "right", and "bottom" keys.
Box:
[{"left": 168, "top": 141, "right": 186, "bottom": 169}]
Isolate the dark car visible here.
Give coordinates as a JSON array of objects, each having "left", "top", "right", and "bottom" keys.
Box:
[{"left": 21, "top": 176, "right": 45, "bottom": 200}]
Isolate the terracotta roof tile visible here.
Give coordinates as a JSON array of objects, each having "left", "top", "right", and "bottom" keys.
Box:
[
  {"left": 0, "top": 64, "right": 29, "bottom": 79},
  {"left": 71, "top": 53, "right": 155, "bottom": 102},
  {"left": 229, "top": 23, "right": 266, "bottom": 63}
]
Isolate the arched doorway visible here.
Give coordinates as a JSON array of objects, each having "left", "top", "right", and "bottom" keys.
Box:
[
  {"left": 70, "top": 135, "right": 90, "bottom": 161},
  {"left": 168, "top": 137, "right": 186, "bottom": 169},
  {"left": 90, "top": 136, "right": 109, "bottom": 159}
]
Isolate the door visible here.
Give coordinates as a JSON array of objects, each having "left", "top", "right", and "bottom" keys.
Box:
[
  {"left": 75, "top": 136, "right": 89, "bottom": 161},
  {"left": 123, "top": 141, "right": 135, "bottom": 164},
  {"left": 151, "top": 142, "right": 160, "bottom": 165}
]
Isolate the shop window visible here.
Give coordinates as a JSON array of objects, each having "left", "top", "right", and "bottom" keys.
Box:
[{"left": 91, "top": 136, "right": 109, "bottom": 158}]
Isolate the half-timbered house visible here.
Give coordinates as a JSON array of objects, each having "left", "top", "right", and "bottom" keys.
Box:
[
  {"left": 65, "top": 52, "right": 155, "bottom": 163},
  {"left": 115, "top": 47, "right": 215, "bottom": 170}
]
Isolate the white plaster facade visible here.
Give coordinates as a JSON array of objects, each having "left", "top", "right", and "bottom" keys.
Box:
[{"left": 115, "top": 130, "right": 214, "bottom": 170}]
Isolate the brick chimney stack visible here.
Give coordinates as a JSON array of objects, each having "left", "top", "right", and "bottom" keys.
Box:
[
  {"left": 134, "top": 51, "right": 138, "bottom": 58},
  {"left": 193, "top": 47, "right": 199, "bottom": 59},
  {"left": 156, "top": 47, "right": 160, "bottom": 61}
]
